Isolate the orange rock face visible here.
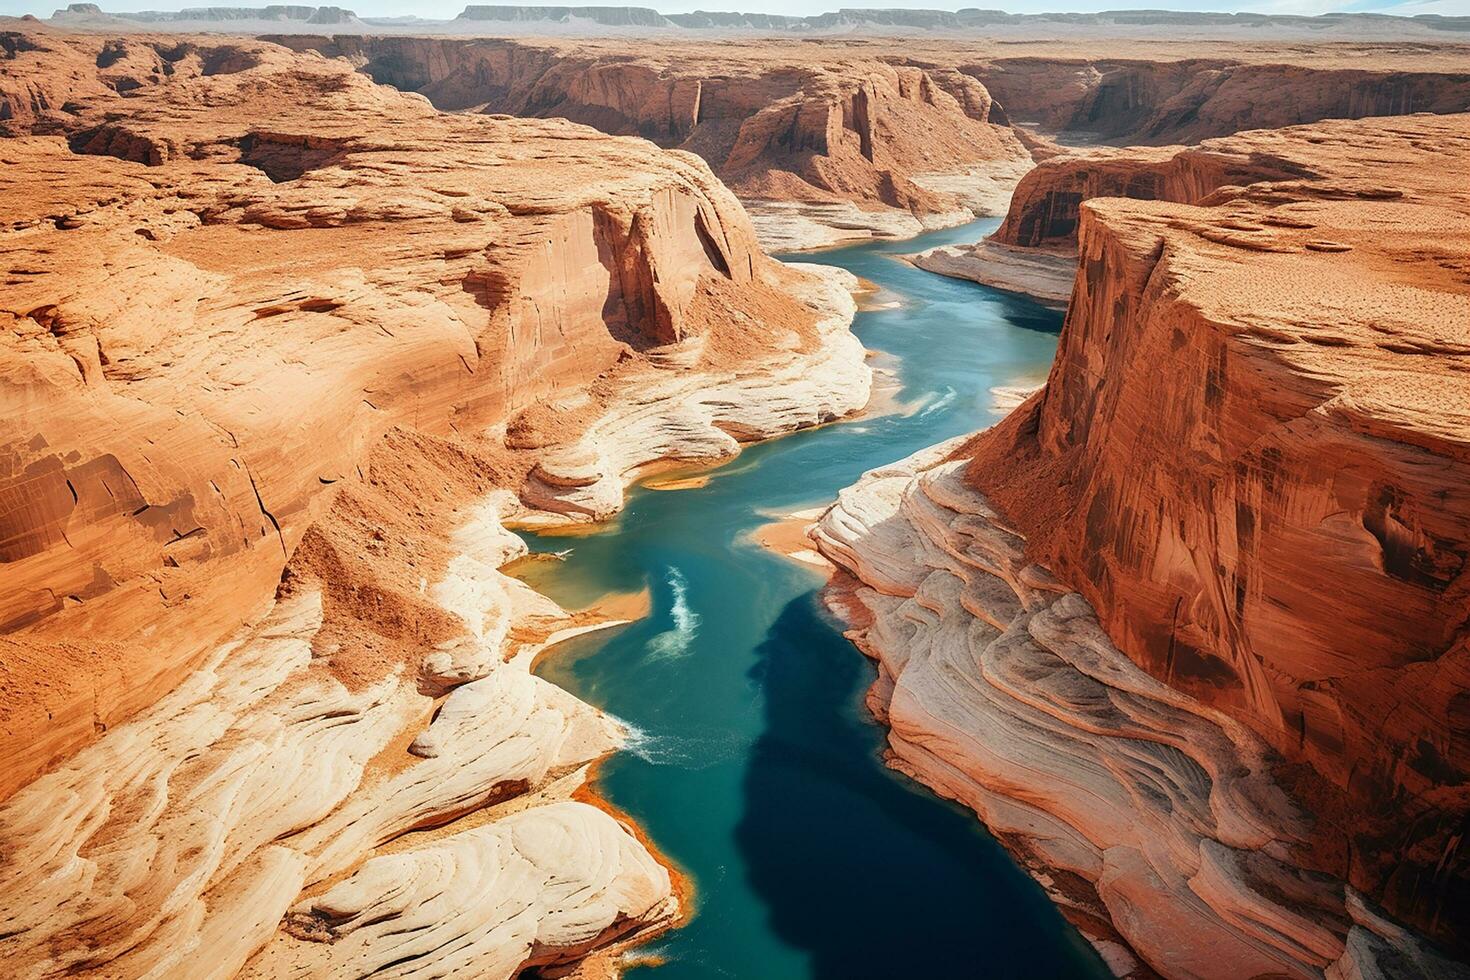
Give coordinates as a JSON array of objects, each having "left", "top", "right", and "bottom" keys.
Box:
[
  {"left": 966, "top": 111, "right": 1470, "bottom": 955},
  {"left": 269, "top": 37, "right": 1470, "bottom": 226},
  {"left": 974, "top": 57, "right": 1470, "bottom": 145},
  {"left": 0, "top": 27, "right": 838, "bottom": 803},
  {"left": 990, "top": 142, "right": 1309, "bottom": 249},
  {"left": 273, "top": 35, "right": 1031, "bottom": 219}
]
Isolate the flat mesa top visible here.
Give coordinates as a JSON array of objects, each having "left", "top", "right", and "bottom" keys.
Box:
[{"left": 1085, "top": 112, "right": 1470, "bottom": 452}]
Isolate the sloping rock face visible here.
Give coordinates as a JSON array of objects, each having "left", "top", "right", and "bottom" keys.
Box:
[
  {"left": 816, "top": 111, "right": 1470, "bottom": 976},
  {"left": 274, "top": 37, "right": 1470, "bottom": 252},
  {"left": 988, "top": 140, "right": 1314, "bottom": 250},
  {"left": 972, "top": 57, "right": 1470, "bottom": 145},
  {"left": 915, "top": 111, "right": 1469, "bottom": 301},
  {"left": 0, "top": 27, "right": 870, "bottom": 977},
  {"left": 271, "top": 35, "right": 1033, "bottom": 242}
]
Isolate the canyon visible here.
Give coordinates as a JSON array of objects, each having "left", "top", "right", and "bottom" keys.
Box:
[
  {"left": 0, "top": 25, "right": 867, "bottom": 978},
  {"left": 2, "top": 8, "right": 1468, "bottom": 980},
  {"left": 267, "top": 34, "right": 1470, "bottom": 252},
  {"left": 814, "top": 109, "right": 1470, "bottom": 976}
]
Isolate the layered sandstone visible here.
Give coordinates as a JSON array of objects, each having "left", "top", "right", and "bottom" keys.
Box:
[
  {"left": 270, "top": 35, "right": 1034, "bottom": 249},
  {"left": 913, "top": 108, "right": 1469, "bottom": 301},
  {"left": 911, "top": 139, "right": 1307, "bottom": 301},
  {"left": 0, "top": 27, "right": 869, "bottom": 977},
  {"left": 816, "top": 110, "right": 1470, "bottom": 975},
  {"left": 975, "top": 57, "right": 1470, "bottom": 146},
  {"left": 265, "top": 35, "right": 1470, "bottom": 252}
]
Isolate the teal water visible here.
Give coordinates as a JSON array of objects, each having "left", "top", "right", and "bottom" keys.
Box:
[{"left": 522, "top": 221, "right": 1110, "bottom": 979}]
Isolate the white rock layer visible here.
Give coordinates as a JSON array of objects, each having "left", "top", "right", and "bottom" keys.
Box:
[
  {"left": 812, "top": 439, "right": 1466, "bottom": 980},
  {"left": 0, "top": 260, "right": 871, "bottom": 979},
  {"left": 908, "top": 239, "right": 1076, "bottom": 307},
  {"left": 517, "top": 262, "right": 871, "bottom": 522},
  {"left": 746, "top": 200, "right": 971, "bottom": 253}
]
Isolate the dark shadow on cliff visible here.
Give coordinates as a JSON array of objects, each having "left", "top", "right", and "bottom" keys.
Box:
[{"left": 734, "top": 591, "right": 1109, "bottom": 980}]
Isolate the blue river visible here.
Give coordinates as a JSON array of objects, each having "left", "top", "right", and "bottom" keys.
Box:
[{"left": 519, "top": 220, "right": 1111, "bottom": 979}]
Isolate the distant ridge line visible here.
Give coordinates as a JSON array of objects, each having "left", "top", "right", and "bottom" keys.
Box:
[{"left": 47, "top": 2, "right": 1470, "bottom": 34}]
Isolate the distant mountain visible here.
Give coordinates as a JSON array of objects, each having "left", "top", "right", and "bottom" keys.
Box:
[
  {"left": 51, "top": 3, "right": 363, "bottom": 26},
  {"left": 43, "top": 3, "right": 1470, "bottom": 36}
]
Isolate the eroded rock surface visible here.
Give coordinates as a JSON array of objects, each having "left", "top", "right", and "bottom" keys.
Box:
[
  {"left": 917, "top": 111, "right": 1470, "bottom": 302},
  {"left": 0, "top": 27, "right": 869, "bottom": 977},
  {"left": 816, "top": 111, "right": 1470, "bottom": 976},
  {"left": 269, "top": 35, "right": 1033, "bottom": 249},
  {"left": 267, "top": 35, "right": 1470, "bottom": 252}
]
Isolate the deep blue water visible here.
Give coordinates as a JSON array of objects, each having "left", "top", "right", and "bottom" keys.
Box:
[{"left": 520, "top": 221, "right": 1110, "bottom": 979}]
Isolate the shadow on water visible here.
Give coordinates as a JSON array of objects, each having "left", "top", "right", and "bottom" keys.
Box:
[
  {"left": 736, "top": 593, "right": 1107, "bottom": 980},
  {"left": 990, "top": 290, "right": 1068, "bottom": 335}
]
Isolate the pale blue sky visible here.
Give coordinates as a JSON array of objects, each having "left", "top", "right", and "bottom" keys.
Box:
[{"left": 6, "top": 0, "right": 1467, "bottom": 20}]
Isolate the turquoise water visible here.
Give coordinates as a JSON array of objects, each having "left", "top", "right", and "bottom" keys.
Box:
[{"left": 522, "top": 221, "right": 1110, "bottom": 979}]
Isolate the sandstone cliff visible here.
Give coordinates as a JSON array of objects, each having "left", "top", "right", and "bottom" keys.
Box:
[
  {"left": 0, "top": 27, "right": 870, "bottom": 977},
  {"left": 974, "top": 57, "right": 1470, "bottom": 146},
  {"left": 913, "top": 107, "right": 1470, "bottom": 302},
  {"left": 816, "top": 110, "right": 1470, "bottom": 977},
  {"left": 271, "top": 35, "right": 1035, "bottom": 248},
  {"left": 269, "top": 36, "right": 1470, "bottom": 253}
]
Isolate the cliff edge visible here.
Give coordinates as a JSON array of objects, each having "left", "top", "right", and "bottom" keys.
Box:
[
  {"left": 817, "top": 110, "right": 1470, "bottom": 977},
  {"left": 0, "top": 28, "right": 869, "bottom": 978}
]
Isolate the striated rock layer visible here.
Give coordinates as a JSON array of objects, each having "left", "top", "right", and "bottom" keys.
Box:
[
  {"left": 0, "top": 27, "right": 869, "bottom": 978},
  {"left": 816, "top": 110, "right": 1470, "bottom": 976},
  {"left": 915, "top": 109, "right": 1470, "bottom": 302},
  {"left": 269, "top": 35, "right": 1033, "bottom": 249},
  {"left": 264, "top": 36, "right": 1470, "bottom": 250}
]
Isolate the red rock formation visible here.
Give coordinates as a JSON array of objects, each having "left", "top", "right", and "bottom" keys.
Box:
[
  {"left": 989, "top": 142, "right": 1315, "bottom": 249},
  {"left": 971, "top": 113, "right": 1470, "bottom": 947},
  {"left": 918, "top": 111, "right": 1466, "bottom": 302},
  {"left": 271, "top": 35, "right": 1033, "bottom": 237},
  {"left": 0, "top": 26, "right": 854, "bottom": 802},
  {"left": 822, "top": 110, "right": 1470, "bottom": 973},
  {"left": 0, "top": 25, "right": 875, "bottom": 979},
  {"left": 971, "top": 56, "right": 1470, "bottom": 145},
  {"left": 268, "top": 36, "right": 1470, "bottom": 254}
]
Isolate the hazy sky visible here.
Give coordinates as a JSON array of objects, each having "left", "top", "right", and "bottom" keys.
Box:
[{"left": 5, "top": 0, "right": 1467, "bottom": 20}]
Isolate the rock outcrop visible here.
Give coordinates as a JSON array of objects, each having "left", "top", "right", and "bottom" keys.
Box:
[
  {"left": 974, "top": 57, "right": 1470, "bottom": 146},
  {"left": 268, "top": 35, "right": 1470, "bottom": 251},
  {"left": 0, "top": 27, "right": 869, "bottom": 978},
  {"left": 270, "top": 35, "right": 1034, "bottom": 248},
  {"left": 816, "top": 110, "right": 1470, "bottom": 976},
  {"left": 912, "top": 107, "right": 1470, "bottom": 301}
]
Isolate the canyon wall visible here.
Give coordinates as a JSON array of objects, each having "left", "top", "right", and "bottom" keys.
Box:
[
  {"left": 973, "top": 57, "right": 1470, "bottom": 145},
  {"left": 978, "top": 56, "right": 1470, "bottom": 255},
  {"left": 914, "top": 95, "right": 1470, "bottom": 302},
  {"left": 270, "top": 34, "right": 1035, "bottom": 246},
  {"left": 817, "top": 110, "right": 1470, "bottom": 976},
  {"left": 269, "top": 36, "right": 1470, "bottom": 253},
  {"left": 0, "top": 27, "right": 870, "bottom": 977}
]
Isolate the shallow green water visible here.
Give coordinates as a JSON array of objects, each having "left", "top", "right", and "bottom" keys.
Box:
[{"left": 523, "top": 221, "right": 1110, "bottom": 979}]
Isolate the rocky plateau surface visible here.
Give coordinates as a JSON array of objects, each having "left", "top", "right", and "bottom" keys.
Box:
[
  {"left": 265, "top": 35, "right": 1470, "bottom": 251},
  {"left": 268, "top": 34, "right": 1034, "bottom": 250},
  {"left": 910, "top": 50, "right": 1470, "bottom": 300},
  {"left": 815, "top": 110, "right": 1470, "bottom": 977},
  {"left": 0, "top": 27, "right": 869, "bottom": 978}
]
